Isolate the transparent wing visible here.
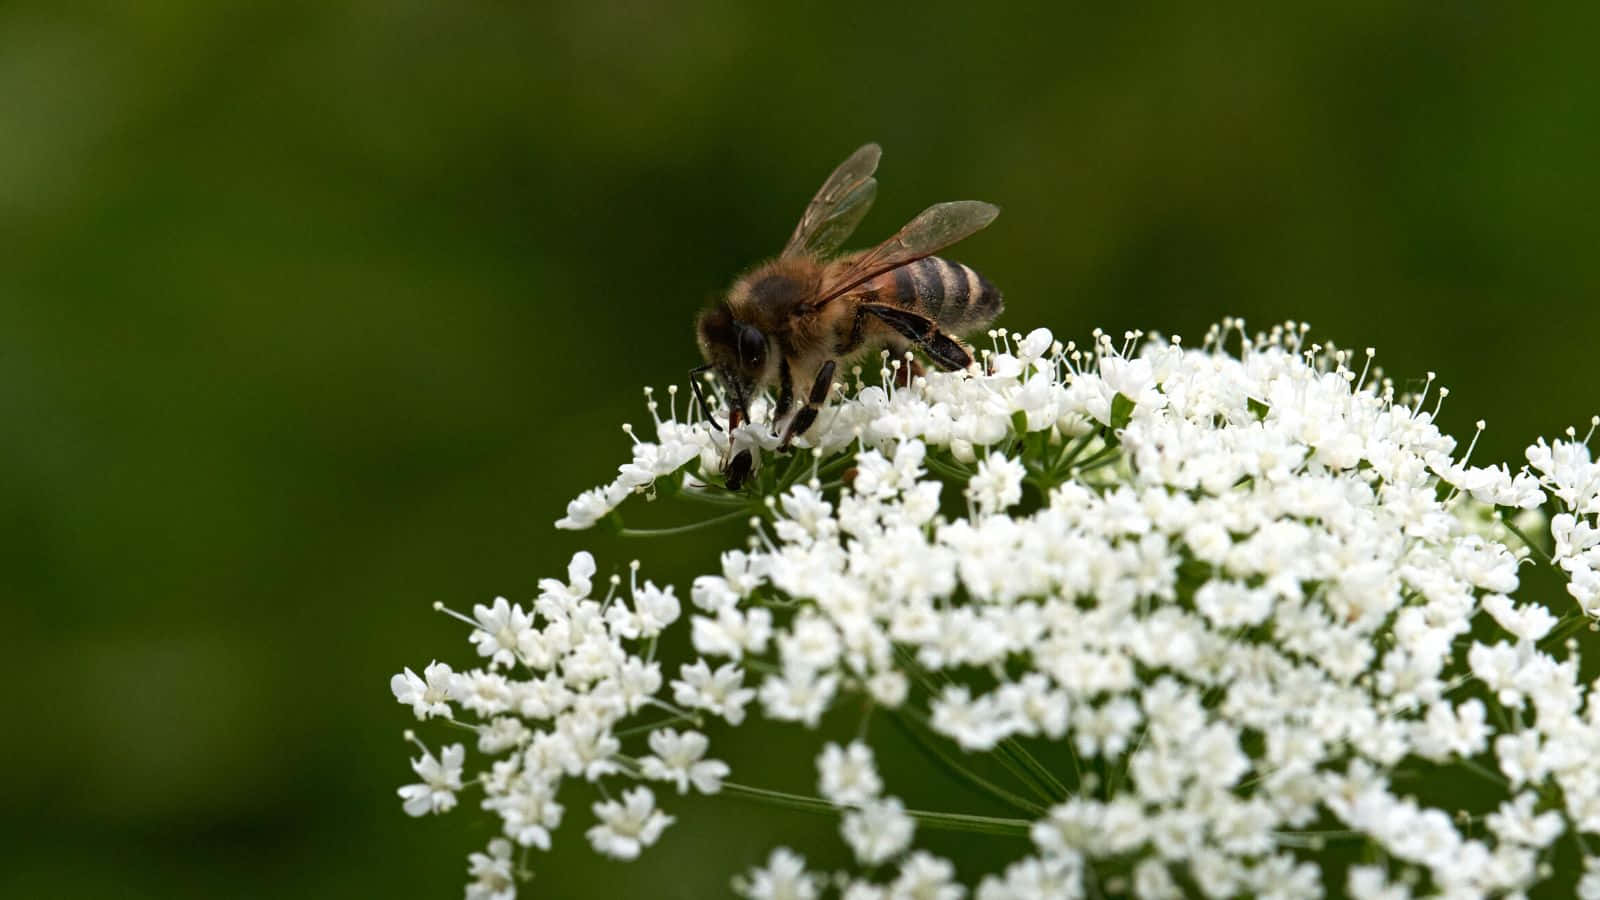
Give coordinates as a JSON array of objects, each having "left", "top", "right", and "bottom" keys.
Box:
[
  {"left": 781, "top": 143, "right": 882, "bottom": 259},
  {"left": 812, "top": 200, "right": 1000, "bottom": 305}
]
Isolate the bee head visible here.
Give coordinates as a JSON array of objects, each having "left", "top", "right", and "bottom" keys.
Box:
[{"left": 695, "top": 303, "right": 768, "bottom": 421}]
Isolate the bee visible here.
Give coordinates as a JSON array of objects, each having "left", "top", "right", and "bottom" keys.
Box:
[{"left": 692, "top": 143, "right": 1003, "bottom": 484}]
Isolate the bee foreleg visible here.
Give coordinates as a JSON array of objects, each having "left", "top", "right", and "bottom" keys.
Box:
[
  {"left": 688, "top": 365, "right": 724, "bottom": 432},
  {"left": 862, "top": 304, "right": 973, "bottom": 372},
  {"left": 778, "top": 359, "right": 837, "bottom": 451}
]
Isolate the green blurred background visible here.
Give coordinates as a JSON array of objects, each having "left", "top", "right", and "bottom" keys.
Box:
[{"left": 5, "top": 1, "right": 1599, "bottom": 896}]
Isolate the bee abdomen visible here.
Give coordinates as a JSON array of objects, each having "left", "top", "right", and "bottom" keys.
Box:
[{"left": 888, "top": 257, "right": 1002, "bottom": 332}]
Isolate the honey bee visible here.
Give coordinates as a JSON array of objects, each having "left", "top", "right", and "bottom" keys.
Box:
[{"left": 692, "top": 144, "right": 1003, "bottom": 484}]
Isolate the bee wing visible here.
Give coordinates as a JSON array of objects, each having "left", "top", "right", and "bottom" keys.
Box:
[
  {"left": 810, "top": 200, "right": 1000, "bottom": 306},
  {"left": 781, "top": 143, "right": 881, "bottom": 259}
]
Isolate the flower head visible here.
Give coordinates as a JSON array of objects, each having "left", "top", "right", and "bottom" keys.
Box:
[{"left": 397, "top": 319, "right": 1600, "bottom": 896}]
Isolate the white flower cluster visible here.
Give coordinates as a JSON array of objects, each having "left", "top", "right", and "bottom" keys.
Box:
[
  {"left": 390, "top": 552, "right": 738, "bottom": 894},
  {"left": 1531, "top": 433, "right": 1600, "bottom": 615},
  {"left": 401, "top": 320, "right": 1600, "bottom": 898}
]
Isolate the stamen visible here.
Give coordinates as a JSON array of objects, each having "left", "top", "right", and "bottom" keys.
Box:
[
  {"left": 1412, "top": 372, "right": 1436, "bottom": 415},
  {"left": 1460, "top": 420, "right": 1486, "bottom": 466},
  {"left": 433, "top": 601, "right": 480, "bottom": 629},
  {"left": 748, "top": 516, "right": 778, "bottom": 553},
  {"left": 404, "top": 729, "right": 431, "bottom": 755}
]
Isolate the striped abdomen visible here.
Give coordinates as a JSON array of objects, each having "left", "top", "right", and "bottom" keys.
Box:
[{"left": 863, "top": 256, "right": 1002, "bottom": 332}]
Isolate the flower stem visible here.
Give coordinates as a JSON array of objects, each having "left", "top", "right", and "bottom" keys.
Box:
[
  {"left": 619, "top": 508, "right": 750, "bottom": 538},
  {"left": 717, "top": 780, "right": 1031, "bottom": 837},
  {"left": 887, "top": 709, "right": 1048, "bottom": 815},
  {"left": 679, "top": 487, "right": 752, "bottom": 507},
  {"left": 999, "top": 738, "right": 1072, "bottom": 802},
  {"left": 1502, "top": 518, "right": 1554, "bottom": 566},
  {"left": 613, "top": 713, "right": 701, "bottom": 739},
  {"left": 1458, "top": 756, "right": 1508, "bottom": 788},
  {"left": 1539, "top": 610, "right": 1593, "bottom": 650},
  {"left": 925, "top": 455, "right": 976, "bottom": 482},
  {"left": 892, "top": 646, "right": 1060, "bottom": 804}
]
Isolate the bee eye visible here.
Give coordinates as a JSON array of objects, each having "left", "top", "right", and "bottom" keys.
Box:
[{"left": 738, "top": 326, "right": 766, "bottom": 370}]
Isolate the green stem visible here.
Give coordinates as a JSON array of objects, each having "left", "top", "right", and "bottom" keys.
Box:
[
  {"left": 1539, "top": 610, "right": 1593, "bottom": 650},
  {"left": 925, "top": 456, "right": 976, "bottom": 482},
  {"left": 817, "top": 452, "right": 856, "bottom": 479},
  {"left": 718, "top": 780, "right": 1031, "bottom": 837},
  {"left": 1458, "top": 756, "right": 1508, "bottom": 788},
  {"left": 1052, "top": 432, "right": 1097, "bottom": 473},
  {"left": 1272, "top": 829, "right": 1366, "bottom": 848},
  {"left": 891, "top": 647, "right": 1059, "bottom": 804},
  {"left": 613, "top": 713, "right": 701, "bottom": 740},
  {"left": 1502, "top": 519, "right": 1555, "bottom": 566},
  {"left": 999, "top": 738, "right": 1072, "bottom": 802},
  {"left": 1072, "top": 452, "right": 1123, "bottom": 476},
  {"left": 619, "top": 508, "right": 751, "bottom": 538},
  {"left": 678, "top": 488, "right": 752, "bottom": 508},
  {"left": 1071, "top": 444, "right": 1121, "bottom": 471},
  {"left": 886, "top": 709, "right": 1048, "bottom": 815}
]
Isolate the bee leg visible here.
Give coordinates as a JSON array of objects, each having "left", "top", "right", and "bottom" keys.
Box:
[
  {"left": 724, "top": 448, "right": 754, "bottom": 490},
  {"left": 688, "top": 365, "right": 723, "bottom": 432},
  {"left": 862, "top": 304, "right": 973, "bottom": 372},
  {"left": 779, "top": 359, "right": 837, "bottom": 451},
  {"left": 771, "top": 357, "right": 794, "bottom": 436}
]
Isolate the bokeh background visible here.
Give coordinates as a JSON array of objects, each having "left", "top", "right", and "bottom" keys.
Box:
[{"left": 6, "top": 1, "right": 1600, "bottom": 896}]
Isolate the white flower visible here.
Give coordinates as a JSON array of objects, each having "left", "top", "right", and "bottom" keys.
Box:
[
  {"left": 477, "top": 716, "right": 531, "bottom": 754},
  {"left": 1193, "top": 579, "right": 1272, "bottom": 629},
  {"left": 1345, "top": 865, "right": 1410, "bottom": 900},
  {"left": 1482, "top": 593, "right": 1558, "bottom": 642},
  {"left": 735, "top": 847, "right": 820, "bottom": 900},
  {"left": 587, "top": 786, "right": 674, "bottom": 860},
  {"left": 758, "top": 665, "right": 838, "bottom": 728},
  {"left": 606, "top": 579, "right": 681, "bottom": 640},
  {"left": 639, "top": 728, "right": 729, "bottom": 795},
  {"left": 454, "top": 668, "right": 515, "bottom": 718},
  {"left": 817, "top": 742, "right": 883, "bottom": 807},
  {"left": 968, "top": 451, "right": 1025, "bottom": 513},
  {"left": 1018, "top": 327, "right": 1054, "bottom": 361},
  {"left": 483, "top": 773, "right": 564, "bottom": 849},
  {"left": 1579, "top": 856, "right": 1600, "bottom": 900},
  {"left": 465, "top": 838, "right": 517, "bottom": 900},
  {"left": 673, "top": 660, "right": 756, "bottom": 725},
  {"left": 471, "top": 597, "right": 536, "bottom": 669},
  {"left": 391, "top": 660, "right": 455, "bottom": 720},
  {"left": 854, "top": 440, "right": 927, "bottom": 499},
  {"left": 1486, "top": 791, "right": 1565, "bottom": 848},
  {"left": 555, "top": 485, "right": 617, "bottom": 530},
  {"left": 842, "top": 797, "right": 915, "bottom": 865},
  {"left": 538, "top": 551, "right": 597, "bottom": 609},
  {"left": 398, "top": 741, "right": 465, "bottom": 816},
  {"left": 890, "top": 851, "right": 962, "bottom": 900},
  {"left": 692, "top": 605, "right": 773, "bottom": 660},
  {"left": 977, "top": 855, "right": 1084, "bottom": 900}
]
